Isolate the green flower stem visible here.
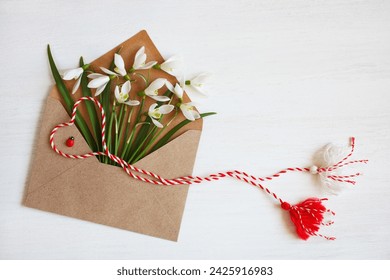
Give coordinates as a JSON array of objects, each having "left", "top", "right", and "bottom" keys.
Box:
[
  {"left": 101, "top": 53, "right": 121, "bottom": 165},
  {"left": 127, "top": 128, "right": 156, "bottom": 164},
  {"left": 131, "top": 127, "right": 162, "bottom": 163},
  {"left": 121, "top": 127, "right": 135, "bottom": 159},
  {"left": 79, "top": 57, "right": 103, "bottom": 162},
  {"left": 135, "top": 97, "right": 145, "bottom": 123},
  {"left": 123, "top": 106, "right": 133, "bottom": 144},
  {"left": 114, "top": 104, "right": 126, "bottom": 156},
  {"left": 120, "top": 107, "right": 135, "bottom": 158},
  {"left": 117, "top": 105, "right": 128, "bottom": 154},
  {"left": 134, "top": 72, "right": 148, "bottom": 85},
  {"left": 132, "top": 112, "right": 178, "bottom": 163},
  {"left": 113, "top": 108, "right": 119, "bottom": 160},
  {"left": 131, "top": 91, "right": 174, "bottom": 161},
  {"left": 126, "top": 96, "right": 146, "bottom": 158}
]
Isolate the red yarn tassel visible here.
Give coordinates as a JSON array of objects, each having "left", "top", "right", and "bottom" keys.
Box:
[{"left": 281, "top": 198, "right": 335, "bottom": 240}]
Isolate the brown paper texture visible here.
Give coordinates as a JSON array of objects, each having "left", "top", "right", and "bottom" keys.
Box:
[{"left": 24, "top": 31, "right": 203, "bottom": 241}]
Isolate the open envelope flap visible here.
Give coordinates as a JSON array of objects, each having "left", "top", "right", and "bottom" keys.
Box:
[{"left": 24, "top": 96, "right": 201, "bottom": 241}]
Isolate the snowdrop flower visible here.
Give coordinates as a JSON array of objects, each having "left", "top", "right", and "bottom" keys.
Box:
[
  {"left": 113, "top": 53, "right": 127, "bottom": 76},
  {"left": 131, "top": 46, "right": 157, "bottom": 71},
  {"left": 114, "top": 81, "right": 140, "bottom": 106},
  {"left": 143, "top": 78, "right": 171, "bottom": 102},
  {"left": 87, "top": 67, "right": 118, "bottom": 96},
  {"left": 165, "top": 82, "right": 201, "bottom": 121},
  {"left": 165, "top": 81, "right": 186, "bottom": 99},
  {"left": 172, "top": 83, "right": 184, "bottom": 99},
  {"left": 148, "top": 103, "right": 175, "bottom": 128},
  {"left": 179, "top": 102, "right": 200, "bottom": 121},
  {"left": 62, "top": 66, "right": 88, "bottom": 94},
  {"left": 183, "top": 73, "right": 210, "bottom": 96},
  {"left": 164, "top": 82, "right": 200, "bottom": 121},
  {"left": 154, "top": 56, "right": 182, "bottom": 77}
]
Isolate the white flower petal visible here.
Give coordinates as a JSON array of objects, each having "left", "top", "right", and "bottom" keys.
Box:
[
  {"left": 184, "top": 85, "right": 207, "bottom": 97},
  {"left": 114, "top": 86, "right": 121, "bottom": 102},
  {"left": 114, "top": 54, "right": 126, "bottom": 76},
  {"left": 134, "top": 46, "right": 145, "bottom": 61},
  {"left": 160, "top": 56, "right": 182, "bottom": 76},
  {"left": 134, "top": 47, "right": 147, "bottom": 69},
  {"left": 100, "top": 67, "right": 117, "bottom": 76},
  {"left": 62, "top": 68, "right": 83, "bottom": 80},
  {"left": 151, "top": 118, "right": 163, "bottom": 128},
  {"left": 191, "top": 84, "right": 207, "bottom": 95},
  {"left": 124, "top": 100, "right": 140, "bottom": 106},
  {"left": 122, "top": 80, "right": 131, "bottom": 94},
  {"left": 149, "top": 103, "right": 158, "bottom": 113},
  {"left": 174, "top": 83, "right": 184, "bottom": 99},
  {"left": 178, "top": 75, "right": 186, "bottom": 88},
  {"left": 87, "top": 76, "right": 109, "bottom": 88},
  {"left": 134, "top": 54, "right": 146, "bottom": 69},
  {"left": 192, "top": 110, "right": 201, "bottom": 119},
  {"left": 145, "top": 78, "right": 167, "bottom": 96},
  {"left": 137, "top": 61, "right": 157, "bottom": 70},
  {"left": 165, "top": 81, "right": 174, "bottom": 92},
  {"left": 95, "top": 85, "right": 106, "bottom": 97},
  {"left": 191, "top": 73, "right": 210, "bottom": 85},
  {"left": 158, "top": 104, "right": 174, "bottom": 114},
  {"left": 180, "top": 106, "right": 195, "bottom": 121},
  {"left": 87, "top": 73, "right": 104, "bottom": 79},
  {"left": 150, "top": 95, "right": 171, "bottom": 102},
  {"left": 71, "top": 76, "right": 81, "bottom": 94}
]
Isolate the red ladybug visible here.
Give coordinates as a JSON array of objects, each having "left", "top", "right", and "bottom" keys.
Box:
[{"left": 66, "top": 136, "right": 75, "bottom": 147}]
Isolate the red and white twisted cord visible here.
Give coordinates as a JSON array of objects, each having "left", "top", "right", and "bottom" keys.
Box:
[
  {"left": 49, "top": 97, "right": 368, "bottom": 241},
  {"left": 50, "top": 97, "right": 367, "bottom": 201},
  {"left": 49, "top": 97, "right": 289, "bottom": 203}
]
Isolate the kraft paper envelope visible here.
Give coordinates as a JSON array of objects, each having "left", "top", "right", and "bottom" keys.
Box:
[{"left": 24, "top": 31, "right": 203, "bottom": 241}]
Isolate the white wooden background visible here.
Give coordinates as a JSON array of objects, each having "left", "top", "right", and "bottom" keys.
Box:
[{"left": 0, "top": 0, "right": 389, "bottom": 259}]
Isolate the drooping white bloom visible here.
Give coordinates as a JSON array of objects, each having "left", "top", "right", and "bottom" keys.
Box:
[
  {"left": 87, "top": 67, "right": 119, "bottom": 96},
  {"left": 164, "top": 81, "right": 185, "bottom": 99},
  {"left": 144, "top": 78, "right": 171, "bottom": 102},
  {"left": 132, "top": 46, "right": 157, "bottom": 70},
  {"left": 165, "top": 81, "right": 201, "bottom": 120},
  {"left": 113, "top": 53, "right": 127, "bottom": 76},
  {"left": 87, "top": 74, "right": 109, "bottom": 96},
  {"left": 100, "top": 67, "right": 118, "bottom": 76},
  {"left": 172, "top": 83, "right": 184, "bottom": 99},
  {"left": 148, "top": 103, "right": 175, "bottom": 128},
  {"left": 166, "top": 74, "right": 209, "bottom": 100},
  {"left": 159, "top": 56, "right": 182, "bottom": 77},
  {"left": 62, "top": 67, "right": 84, "bottom": 94},
  {"left": 114, "top": 81, "right": 140, "bottom": 106},
  {"left": 183, "top": 73, "right": 210, "bottom": 96},
  {"left": 179, "top": 102, "right": 200, "bottom": 121}
]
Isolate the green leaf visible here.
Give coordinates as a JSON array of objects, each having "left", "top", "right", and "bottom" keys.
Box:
[
  {"left": 126, "top": 118, "right": 151, "bottom": 160},
  {"left": 126, "top": 98, "right": 147, "bottom": 160},
  {"left": 80, "top": 57, "right": 102, "bottom": 157},
  {"left": 149, "top": 112, "right": 217, "bottom": 154},
  {"left": 129, "top": 90, "right": 173, "bottom": 161},
  {"left": 47, "top": 45, "right": 98, "bottom": 153}
]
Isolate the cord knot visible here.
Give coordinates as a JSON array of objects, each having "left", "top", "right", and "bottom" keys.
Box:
[
  {"left": 281, "top": 201, "right": 291, "bottom": 211},
  {"left": 309, "top": 165, "right": 319, "bottom": 174}
]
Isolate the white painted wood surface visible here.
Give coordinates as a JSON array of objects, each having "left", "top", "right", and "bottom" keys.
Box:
[{"left": 0, "top": 0, "right": 389, "bottom": 259}]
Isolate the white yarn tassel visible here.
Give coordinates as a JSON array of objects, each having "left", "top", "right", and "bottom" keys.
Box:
[
  {"left": 320, "top": 143, "right": 352, "bottom": 194},
  {"left": 311, "top": 137, "right": 367, "bottom": 194}
]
